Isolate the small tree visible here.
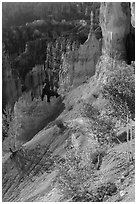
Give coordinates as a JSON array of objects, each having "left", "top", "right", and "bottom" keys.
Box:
[
  {"left": 92, "top": 115, "right": 115, "bottom": 145},
  {"left": 56, "top": 147, "right": 98, "bottom": 201},
  {"left": 83, "top": 103, "right": 115, "bottom": 144},
  {"left": 102, "top": 62, "right": 135, "bottom": 161},
  {"left": 103, "top": 62, "right": 135, "bottom": 120}
]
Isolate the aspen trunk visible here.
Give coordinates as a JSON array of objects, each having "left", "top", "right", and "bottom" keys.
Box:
[
  {"left": 130, "top": 119, "right": 133, "bottom": 161},
  {"left": 127, "top": 114, "right": 130, "bottom": 162}
]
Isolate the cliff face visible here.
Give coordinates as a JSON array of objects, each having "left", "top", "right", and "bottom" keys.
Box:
[
  {"left": 59, "top": 2, "right": 134, "bottom": 94},
  {"left": 100, "top": 2, "right": 131, "bottom": 60},
  {"left": 59, "top": 13, "right": 101, "bottom": 94},
  {"left": 3, "top": 3, "right": 134, "bottom": 109},
  {"left": 130, "top": 2, "right": 135, "bottom": 28}
]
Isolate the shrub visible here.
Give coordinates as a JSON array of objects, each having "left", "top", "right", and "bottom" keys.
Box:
[
  {"left": 83, "top": 103, "right": 115, "bottom": 144},
  {"left": 54, "top": 119, "right": 66, "bottom": 132},
  {"left": 92, "top": 115, "right": 115, "bottom": 144},
  {"left": 102, "top": 61, "right": 135, "bottom": 161},
  {"left": 83, "top": 103, "right": 100, "bottom": 120},
  {"left": 95, "top": 182, "right": 117, "bottom": 201},
  {"left": 102, "top": 62, "right": 135, "bottom": 123},
  {"left": 56, "top": 146, "right": 103, "bottom": 201}
]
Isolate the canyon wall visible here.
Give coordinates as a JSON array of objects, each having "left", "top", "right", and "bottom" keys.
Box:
[
  {"left": 59, "top": 2, "right": 134, "bottom": 94},
  {"left": 3, "top": 3, "right": 135, "bottom": 108},
  {"left": 100, "top": 2, "right": 131, "bottom": 60}
]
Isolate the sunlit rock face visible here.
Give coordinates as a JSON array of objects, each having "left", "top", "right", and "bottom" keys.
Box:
[
  {"left": 130, "top": 2, "right": 135, "bottom": 28},
  {"left": 59, "top": 11, "right": 101, "bottom": 94},
  {"left": 59, "top": 35, "right": 101, "bottom": 94},
  {"left": 100, "top": 2, "right": 131, "bottom": 60}
]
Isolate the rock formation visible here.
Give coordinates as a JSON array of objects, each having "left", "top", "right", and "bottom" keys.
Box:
[
  {"left": 100, "top": 2, "right": 131, "bottom": 60},
  {"left": 3, "top": 2, "right": 135, "bottom": 109},
  {"left": 59, "top": 11, "right": 101, "bottom": 94},
  {"left": 2, "top": 52, "right": 22, "bottom": 110},
  {"left": 130, "top": 2, "right": 135, "bottom": 28}
]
